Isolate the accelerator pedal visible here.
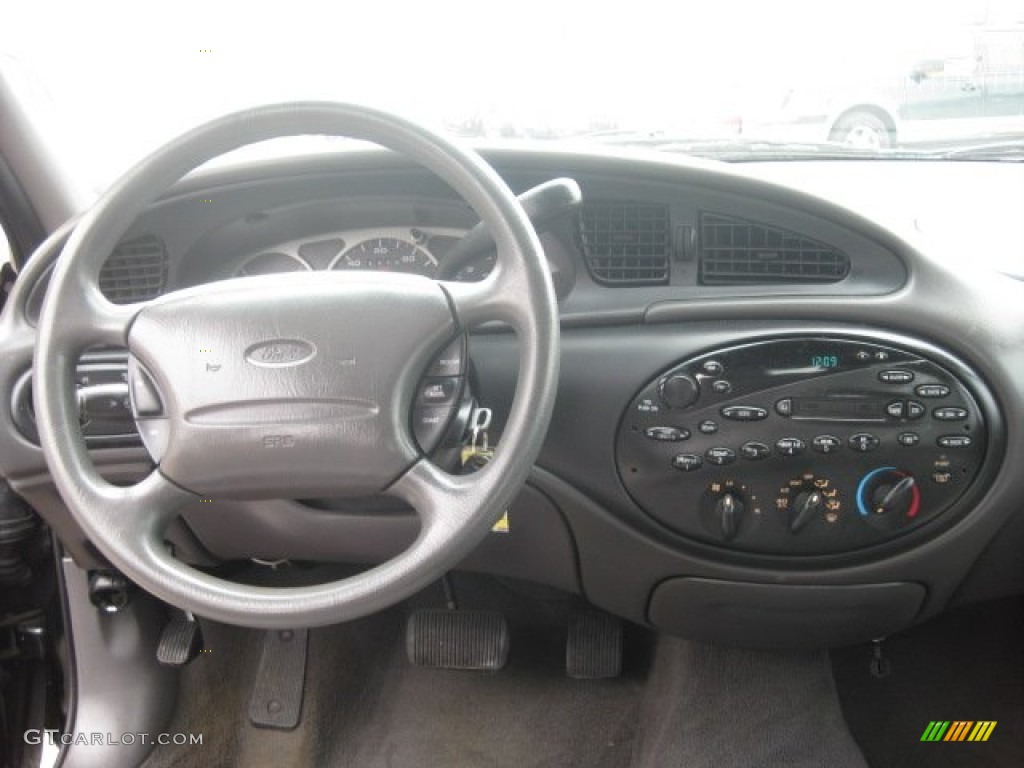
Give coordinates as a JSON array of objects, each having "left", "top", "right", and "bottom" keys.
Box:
[
  {"left": 156, "top": 610, "right": 202, "bottom": 667},
  {"left": 406, "top": 609, "right": 509, "bottom": 671},
  {"left": 248, "top": 628, "right": 309, "bottom": 730},
  {"left": 567, "top": 609, "right": 622, "bottom": 679}
]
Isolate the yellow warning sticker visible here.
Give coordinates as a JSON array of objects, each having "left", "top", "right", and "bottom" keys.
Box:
[{"left": 492, "top": 510, "right": 510, "bottom": 533}]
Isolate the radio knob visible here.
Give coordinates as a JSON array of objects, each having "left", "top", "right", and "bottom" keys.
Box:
[{"left": 659, "top": 374, "right": 700, "bottom": 409}]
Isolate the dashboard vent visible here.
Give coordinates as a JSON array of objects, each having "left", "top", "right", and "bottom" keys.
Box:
[
  {"left": 699, "top": 213, "right": 849, "bottom": 284},
  {"left": 99, "top": 235, "right": 168, "bottom": 303},
  {"left": 580, "top": 202, "right": 670, "bottom": 285}
]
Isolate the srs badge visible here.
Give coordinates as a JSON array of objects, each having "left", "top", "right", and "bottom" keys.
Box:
[{"left": 244, "top": 339, "right": 316, "bottom": 368}]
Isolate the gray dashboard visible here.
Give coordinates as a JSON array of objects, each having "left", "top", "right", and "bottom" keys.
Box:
[{"left": 2, "top": 146, "right": 1022, "bottom": 647}]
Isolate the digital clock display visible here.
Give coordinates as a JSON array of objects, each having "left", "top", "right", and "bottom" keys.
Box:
[{"left": 810, "top": 354, "right": 840, "bottom": 369}]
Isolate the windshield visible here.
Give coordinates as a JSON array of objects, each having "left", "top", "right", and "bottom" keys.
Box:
[{"left": 2, "top": 0, "right": 1023, "bottom": 189}]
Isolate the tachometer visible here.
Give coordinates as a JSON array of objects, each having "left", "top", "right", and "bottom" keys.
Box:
[
  {"left": 334, "top": 237, "right": 438, "bottom": 277},
  {"left": 235, "top": 252, "right": 310, "bottom": 276}
]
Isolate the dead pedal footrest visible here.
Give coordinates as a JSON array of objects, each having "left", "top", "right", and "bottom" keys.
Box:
[
  {"left": 406, "top": 609, "right": 509, "bottom": 671},
  {"left": 567, "top": 610, "right": 622, "bottom": 679},
  {"left": 248, "top": 628, "right": 308, "bottom": 730}
]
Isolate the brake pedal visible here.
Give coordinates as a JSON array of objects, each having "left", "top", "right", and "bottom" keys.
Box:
[
  {"left": 156, "top": 610, "right": 203, "bottom": 666},
  {"left": 567, "top": 609, "right": 622, "bottom": 679},
  {"left": 248, "top": 628, "right": 308, "bottom": 730},
  {"left": 406, "top": 609, "right": 509, "bottom": 671}
]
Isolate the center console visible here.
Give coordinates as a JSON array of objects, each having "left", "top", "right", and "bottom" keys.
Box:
[{"left": 616, "top": 336, "right": 990, "bottom": 557}]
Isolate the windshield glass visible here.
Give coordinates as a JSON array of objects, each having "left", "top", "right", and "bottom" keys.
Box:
[{"left": 2, "top": 0, "right": 1023, "bottom": 188}]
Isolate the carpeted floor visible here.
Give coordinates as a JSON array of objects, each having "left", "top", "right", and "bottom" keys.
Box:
[
  {"left": 831, "top": 596, "right": 1024, "bottom": 768},
  {"left": 143, "top": 576, "right": 646, "bottom": 768},
  {"left": 631, "top": 638, "right": 868, "bottom": 768},
  {"left": 142, "top": 574, "right": 1023, "bottom": 768}
]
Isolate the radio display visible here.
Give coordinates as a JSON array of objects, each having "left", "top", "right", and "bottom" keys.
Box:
[{"left": 810, "top": 354, "right": 840, "bottom": 369}]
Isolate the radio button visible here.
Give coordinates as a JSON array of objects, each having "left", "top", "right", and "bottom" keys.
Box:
[
  {"left": 812, "top": 435, "right": 841, "bottom": 454},
  {"left": 933, "top": 407, "right": 967, "bottom": 421},
  {"left": 916, "top": 384, "right": 950, "bottom": 398},
  {"left": 672, "top": 453, "right": 703, "bottom": 472},
  {"left": 645, "top": 426, "right": 690, "bottom": 442},
  {"left": 698, "top": 420, "right": 719, "bottom": 435},
  {"left": 907, "top": 401, "right": 926, "bottom": 419},
  {"left": 705, "top": 447, "right": 737, "bottom": 466},
  {"left": 849, "top": 433, "right": 880, "bottom": 452},
  {"left": 702, "top": 360, "right": 724, "bottom": 375},
  {"left": 711, "top": 379, "right": 732, "bottom": 394},
  {"left": 720, "top": 405, "right": 768, "bottom": 421},
  {"left": 937, "top": 435, "right": 972, "bottom": 449},
  {"left": 775, "top": 398, "right": 793, "bottom": 417},
  {"left": 886, "top": 400, "right": 905, "bottom": 418},
  {"left": 879, "top": 370, "right": 914, "bottom": 384},
  {"left": 775, "top": 437, "right": 806, "bottom": 456},
  {"left": 898, "top": 432, "right": 921, "bottom": 447},
  {"left": 740, "top": 442, "right": 771, "bottom": 460}
]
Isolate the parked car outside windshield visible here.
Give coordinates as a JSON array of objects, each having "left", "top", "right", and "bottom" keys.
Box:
[{"left": 742, "top": 7, "right": 1024, "bottom": 149}]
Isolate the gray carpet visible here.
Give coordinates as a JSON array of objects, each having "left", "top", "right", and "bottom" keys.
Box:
[
  {"left": 143, "top": 573, "right": 870, "bottom": 768},
  {"left": 831, "top": 597, "right": 1024, "bottom": 768},
  {"left": 143, "top": 580, "right": 644, "bottom": 768},
  {"left": 630, "top": 637, "right": 869, "bottom": 768}
]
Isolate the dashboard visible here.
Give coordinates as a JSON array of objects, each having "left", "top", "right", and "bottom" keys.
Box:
[
  {"left": 228, "top": 226, "right": 493, "bottom": 281},
  {"left": 2, "top": 146, "right": 1022, "bottom": 648}
]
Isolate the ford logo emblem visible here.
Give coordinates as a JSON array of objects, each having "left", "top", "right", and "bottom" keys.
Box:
[{"left": 244, "top": 339, "right": 316, "bottom": 368}]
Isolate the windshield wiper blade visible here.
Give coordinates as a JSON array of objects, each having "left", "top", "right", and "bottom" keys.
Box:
[
  {"left": 651, "top": 138, "right": 879, "bottom": 161},
  {"left": 584, "top": 130, "right": 1024, "bottom": 162},
  {"left": 930, "top": 139, "right": 1024, "bottom": 162}
]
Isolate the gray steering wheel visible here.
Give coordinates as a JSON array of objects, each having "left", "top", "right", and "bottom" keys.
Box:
[{"left": 33, "top": 103, "right": 560, "bottom": 628}]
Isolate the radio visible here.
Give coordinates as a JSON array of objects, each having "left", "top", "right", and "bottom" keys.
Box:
[{"left": 616, "top": 336, "right": 990, "bottom": 556}]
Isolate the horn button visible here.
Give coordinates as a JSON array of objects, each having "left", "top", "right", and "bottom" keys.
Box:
[{"left": 126, "top": 272, "right": 456, "bottom": 498}]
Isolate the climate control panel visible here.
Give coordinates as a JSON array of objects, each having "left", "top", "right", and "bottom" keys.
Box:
[{"left": 616, "top": 337, "right": 989, "bottom": 555}]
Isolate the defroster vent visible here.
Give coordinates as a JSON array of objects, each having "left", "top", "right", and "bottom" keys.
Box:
[
  {"left": 580, "top": 202, "right": 670, "bottom": 285},
  {"left": 99, "top": 235, "right": 168, "bottom": 303},
  {"left": 699, "top": 212, "right": 849, "bottom": 285}
]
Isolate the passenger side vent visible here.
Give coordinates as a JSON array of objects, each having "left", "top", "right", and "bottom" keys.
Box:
[
  {"left": 99, "top": 235, "right": 168, "bottom": 303},
  {"left": 580, "top": 202, "right": 670, "bottom": 285},
  {"left": 699, "top": 212, "right": 849, "bottom": 284}
]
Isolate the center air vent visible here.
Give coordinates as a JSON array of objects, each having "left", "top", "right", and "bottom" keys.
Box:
[
  {"left": 99, "top": 235, "right": 168, "bottom": 303},
  {"left": 699, "top": 212, "right": 849, "bottom": 285},
  {"left": 580, "top": 202, "right": 670, "bottom": 285}
]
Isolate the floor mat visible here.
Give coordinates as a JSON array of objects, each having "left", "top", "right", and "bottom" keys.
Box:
[
  {"left": 831, "top": 596, "right": 1024, "bottom": 768},
  {"left": 630, "top": 637, "right": 868, "bottom": 768}
]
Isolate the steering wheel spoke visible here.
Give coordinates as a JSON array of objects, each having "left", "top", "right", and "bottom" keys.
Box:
[
  {"left": 442, "top": 247, "right": 537, "bottom": 333},
  {"left": 386, "top": 458, "right": 477, "bottom": 526}
]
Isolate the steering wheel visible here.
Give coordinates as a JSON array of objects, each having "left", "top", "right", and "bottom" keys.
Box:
[{"left": 33, "top": 103, "right": 560, "bottom": 628}]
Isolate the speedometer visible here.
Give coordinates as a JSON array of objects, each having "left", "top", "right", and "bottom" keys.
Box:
[{"left": 334, "top": 237, "right": 438, "bottom": 277}]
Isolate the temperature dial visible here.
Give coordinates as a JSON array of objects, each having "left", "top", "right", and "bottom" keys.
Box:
[
  {"left": 775, "top": 474, "right": 842, "bottom": 533},
  {"left": 856, "top": 467, "right": 920, "bottom": 525}
]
